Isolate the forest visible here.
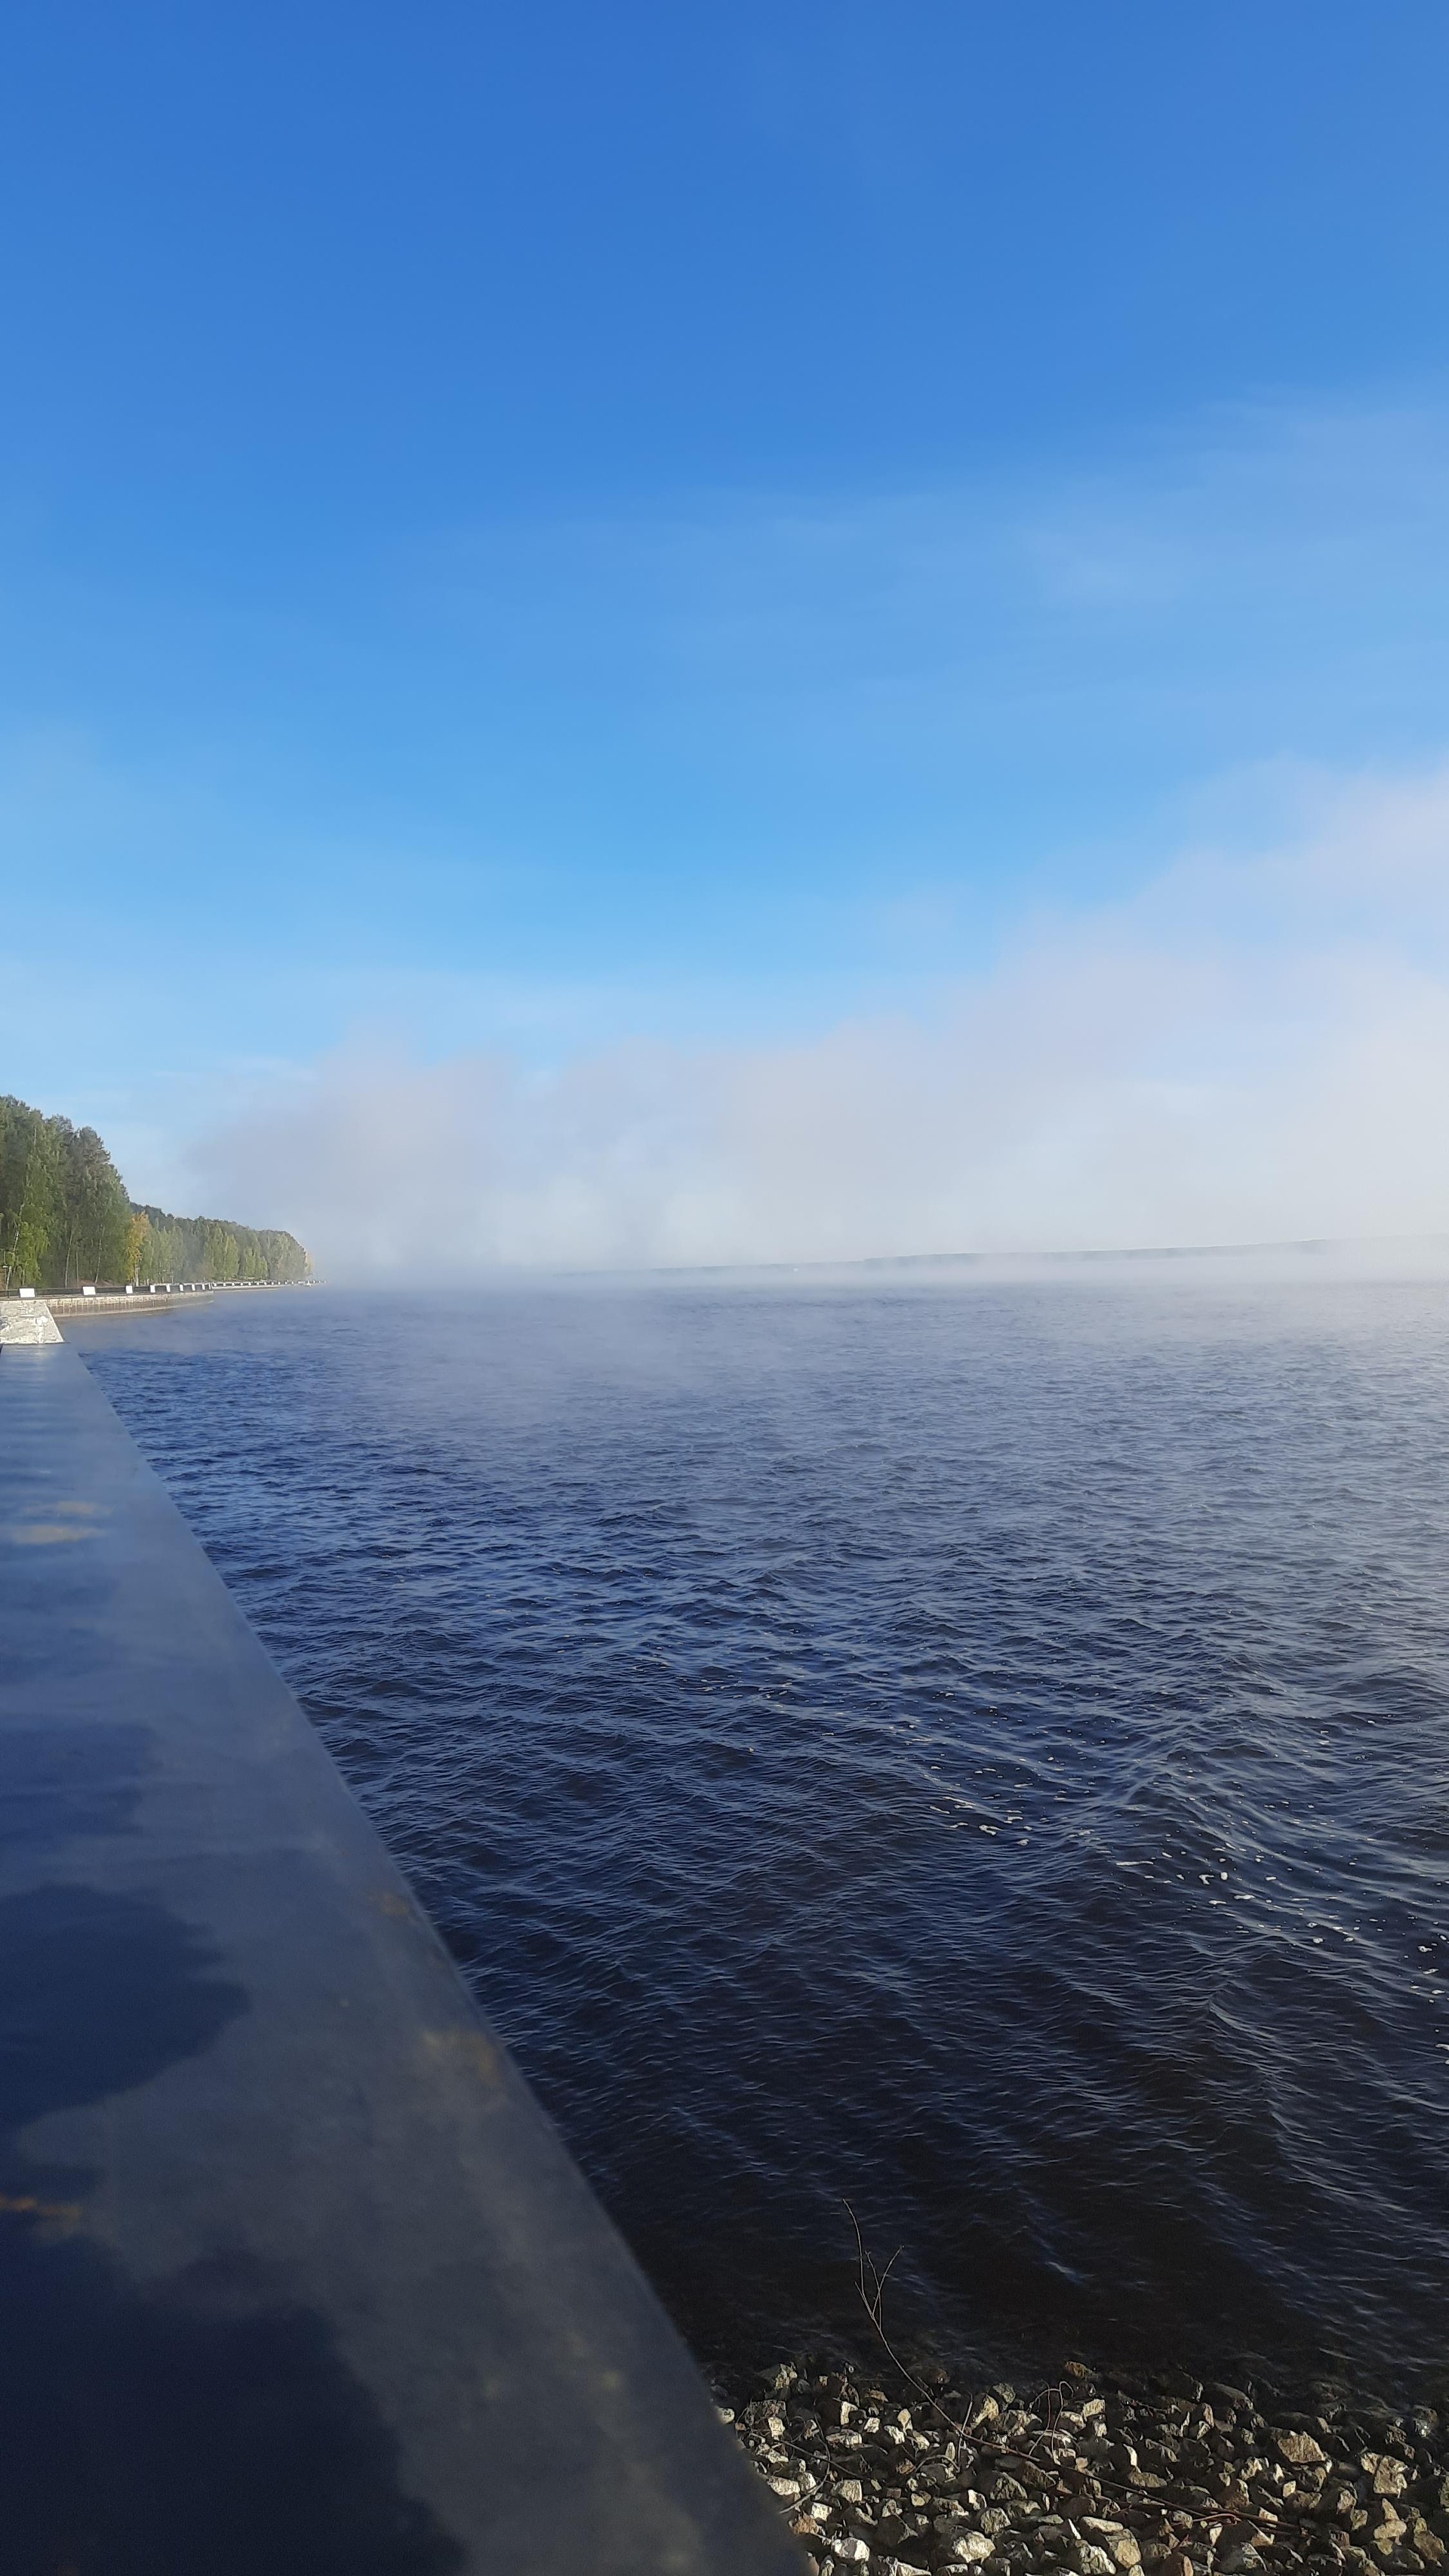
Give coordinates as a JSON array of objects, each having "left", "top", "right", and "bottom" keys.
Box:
[{"left": 0, "top": 1094, "right": 310, "bottom": 1290}]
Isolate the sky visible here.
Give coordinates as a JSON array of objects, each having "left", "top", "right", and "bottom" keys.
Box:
[{"left": 5, "top": 1, "right": 1449, "bottom": 1266}]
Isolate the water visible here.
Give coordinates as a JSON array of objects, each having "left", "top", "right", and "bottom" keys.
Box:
[{"left": 78, "top": 1274, "right": 1449, "bottom": 2391}]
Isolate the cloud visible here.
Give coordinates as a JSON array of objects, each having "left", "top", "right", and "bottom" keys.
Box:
[
  {"left": 423, "top": 399, "right": 1449, "bottom": 776},
  {"left": 189, "top": 765, "right": 1449, "bottom": 1273}
]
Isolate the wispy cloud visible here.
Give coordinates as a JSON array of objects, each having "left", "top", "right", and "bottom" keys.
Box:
[
  {"left": 189, "top": 764, "right": 1449, "bottom": 1272},
  {"left": 9, "top": 393, "right": 1449, "bottom": 1208},
  {"left": 422, "top": 398, "right": 1449, "bottom": 773}
]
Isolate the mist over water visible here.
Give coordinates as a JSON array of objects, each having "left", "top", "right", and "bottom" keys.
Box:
[
  {"left": 179, "top": 763, "right": 1449, "bottom": 1277},
  {"left": 82, "top": 1272, "right": 1449, "bottom": 2390}
]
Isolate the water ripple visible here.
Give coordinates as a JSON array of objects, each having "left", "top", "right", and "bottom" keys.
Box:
[{"left": 84, "top": 1276, "right": 1449, "bottom": 2386}]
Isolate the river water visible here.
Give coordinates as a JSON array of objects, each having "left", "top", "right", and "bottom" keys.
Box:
[{"left": 79, "top": 1272, "right": 1449, "bottom": 2391}]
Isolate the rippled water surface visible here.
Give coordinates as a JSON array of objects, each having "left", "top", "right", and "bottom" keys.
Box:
[{"left": 80, "top": 1276, "right": 1449, "bottom": 2386}]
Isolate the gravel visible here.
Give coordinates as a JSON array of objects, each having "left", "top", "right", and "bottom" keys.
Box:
[{"left": 716, "top": 2359, "right": 1449, "bottom": 2576}]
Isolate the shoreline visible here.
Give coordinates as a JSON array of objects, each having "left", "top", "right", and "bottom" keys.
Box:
[{"left": 718, "top": 2352, "right": 1449, "bottom": 2576}]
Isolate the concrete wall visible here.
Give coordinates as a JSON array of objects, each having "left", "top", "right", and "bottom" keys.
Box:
[
  {"left": 0, "top": 1339, "right": 801, "bottom": 2575},
  {"left": 0, "top": 1296, "right": 63, "bottom": 1344}
]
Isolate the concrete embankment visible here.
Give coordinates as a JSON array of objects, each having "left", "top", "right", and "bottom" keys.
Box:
[
  {"left": 1, "top": 1291, "right": 214, "bottom": 1331},
  {"left": 0, "top": 1296, "right": 64, "bottom": 1343},
  {"left": 47, "top": 1288, "right": 214, "bottom": 1317},
  {"left": 0, "top": 1329, "right": 801, "bottom": 2573}
]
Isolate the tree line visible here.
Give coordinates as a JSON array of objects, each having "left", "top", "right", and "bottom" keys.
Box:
[
  {"left": 1, "top": 1094, "right": 310, "bottom": 1290},
  {"left": 128, "top": 1203, "right": 310, "bottom": 1286}
]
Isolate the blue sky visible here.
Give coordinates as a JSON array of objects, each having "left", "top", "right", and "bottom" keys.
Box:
[{"left": 4, "top": 2, "right": 1449, "bottom": 1252}]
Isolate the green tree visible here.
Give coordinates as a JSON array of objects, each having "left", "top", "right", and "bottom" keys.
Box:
[
  {"left": 60, "top": 1123, "right": 131, "bottom": 1284},
  {"left": 1, "top": 1097, "right": 311, "bottom": 1291},
  {"left": 0, "top": 1098, "right": 66, "bottom": 1288}
]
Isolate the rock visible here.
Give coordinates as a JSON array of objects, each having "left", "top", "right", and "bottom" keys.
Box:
[
  {"left": 724, "top": 2356, "right": 1449, "bottom": 2576},
  {"left": 1081, "top": 2519, "right": 1142, "bottom": 2568},
  {"left": 1278, "top": 2434, "right": 1331, "bottom": 2468}
]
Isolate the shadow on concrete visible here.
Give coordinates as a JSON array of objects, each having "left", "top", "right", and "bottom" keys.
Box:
[{"left": 0, "top": 1877, "right": 465, "bottom": 2575}]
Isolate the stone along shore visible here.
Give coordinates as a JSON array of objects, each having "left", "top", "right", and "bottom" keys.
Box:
[{"left": 722, "top": 2360, "right": 1449, "bottom": 2576}]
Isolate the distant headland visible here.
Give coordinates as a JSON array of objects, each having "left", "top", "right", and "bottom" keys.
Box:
[{"left": 0, "top": 1092, "right": 310, "bottom": 1291}]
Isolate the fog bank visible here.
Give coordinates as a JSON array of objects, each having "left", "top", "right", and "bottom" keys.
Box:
[{"left": 190, "top": 768, "right": 1449, "bottom": 1276}]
